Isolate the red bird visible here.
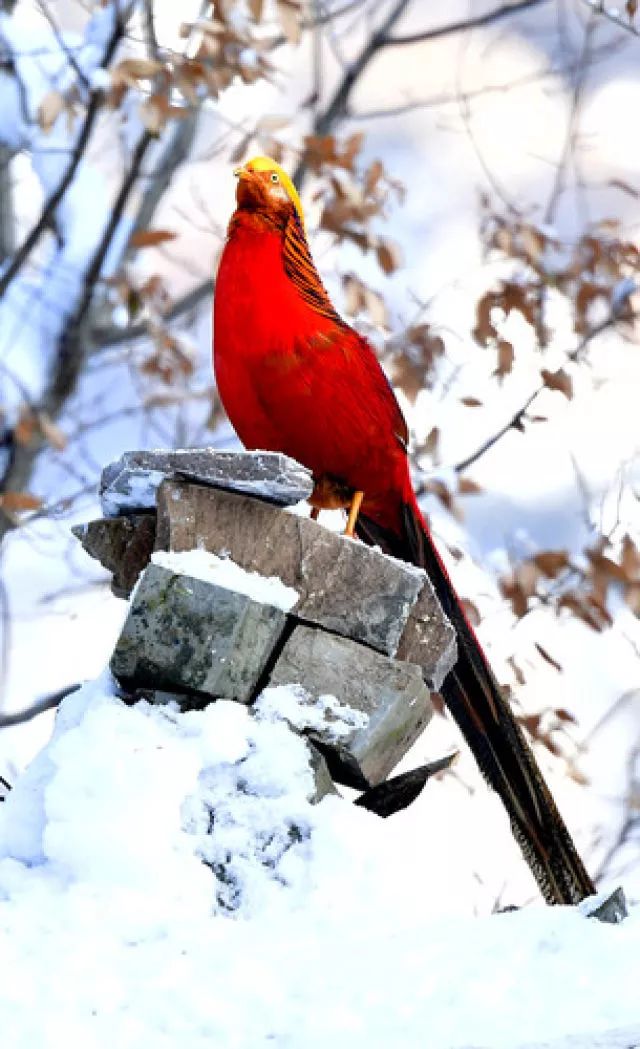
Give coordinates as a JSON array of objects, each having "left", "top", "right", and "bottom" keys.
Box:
[{"left": 214, "top": 156, "right": 594, "bottom": 905}]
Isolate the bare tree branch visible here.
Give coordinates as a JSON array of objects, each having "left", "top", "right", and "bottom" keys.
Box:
[
  {"left": 0, "top": 682, "right": 79, "bottom": 729},
  {"left": 386, "top": 0, "right": 550, "bottom": 47},
  {"left": 92, "top": 277, "right": 213, "bottom": 349},
  {"left": 453, "top": 311, "right": 632, "bottom": 474},
  {"left": 35, "top": 0, "right": 91, "bottom": 91},
  {"left": 0, "top": 144, "right": 16, "bottom": 263},
  {"left": 583, "top": 0, "right": 640, "bottom": 38},
  {"left": 0, "top": 4, "right": 131, "bottom": 300},
  {"left": 544, "top": 15, "right": 595, "bottom": 223},
  {"left": 293, "top": 0, "right": 413, "bottom": 188}
]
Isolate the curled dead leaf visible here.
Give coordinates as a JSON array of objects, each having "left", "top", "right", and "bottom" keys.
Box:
[
  {"left": 541, "top": 367, "right": 573, "bottom": 400},
  {"left": 37, "top": 90, "right": 66, "bottom": 134},
  {"left": 458, "top": 477, "right": 482, "bottom": 495},
  {"left": 0, "top": 492, "right": 42, "bottom": 512},
  {"left": 130, "top": 228, "right": 178, "bottom": 249}
]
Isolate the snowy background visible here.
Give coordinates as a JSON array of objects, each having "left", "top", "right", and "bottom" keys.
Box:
[{"left": 1, "top": 1, "right": 639, "bottom": 1045}]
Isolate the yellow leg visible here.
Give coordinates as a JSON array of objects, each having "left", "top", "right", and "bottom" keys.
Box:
[{"left": 344, "top": 490, "right": 364, "bottom": 538}]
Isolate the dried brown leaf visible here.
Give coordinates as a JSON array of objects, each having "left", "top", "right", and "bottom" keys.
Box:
[
  {"left": 533, "top": 550, "right": 570, "bottom": 578},
  {"left": 495, "top": 338, "right": 514, "bottom": 378},
  {"left": 37, "top": 413, "right": 67, "bottom": 451},
  {"left": 458, "top": 477, "right": 482, "bottom": 495},
  {"left": 37, "top": 90, "right": 66, "bottom": 134},
  {"left": 276, "top": 0, "right": 301, "bottom": 45},
  {"left": 13, "top": 410, "right": 36, "bottom": 446},
  {"left": 376, "top": 239, "right": 402, "bottom": 275},
  {"left": 112, "top": 57, "right": 164, "bottom": 87},
  {"left": 130, "top": 228, "right": 178, "bottom": 249},
  {"left": 541, "top": 367, "right": 573, "bottom": 400},
  {"left": 0, "top": 492, "right": 42, "bottom": 511}
]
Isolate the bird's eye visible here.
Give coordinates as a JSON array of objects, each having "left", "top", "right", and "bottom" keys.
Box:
[{"left": 270, "top": 172, "right": 279, "bottom": 183}]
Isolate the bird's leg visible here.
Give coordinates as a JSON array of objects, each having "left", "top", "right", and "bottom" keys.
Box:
[
  {"left": 345, "top": 490, "right": 364, "bottom": 538},
  {"left": 310, "top": 507, "right": 320, "bottom": 521}
]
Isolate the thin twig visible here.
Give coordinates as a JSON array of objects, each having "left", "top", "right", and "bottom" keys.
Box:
[
  {"left": 0, "top": 682, "right": 80, "bottom": 729},
  {"left": 387, "top": 0, "right": 550, "bottom": 47},
  {"left": 544, "top": 15, "right": 595, "bottom": 224},
  {"left": 292, "top": 0, "right": 413, "bottom": 188},
  {"left": 91, "top": 277, "right": 213, "bottom": 348},
  {"left": 48, "top": 131, "right": 153, "bottom": 410},
  {"left": 583, "top": 0, "right": 640, "bottom": 38},
  {"left": 0, "top": 4, "right": 130, "bottom": 300},
  {"left": 35, "top": 0, "right": 91, "bottom": 91},
  {"left": 454, "top": 311, "right": 629, "bottom": 474}
]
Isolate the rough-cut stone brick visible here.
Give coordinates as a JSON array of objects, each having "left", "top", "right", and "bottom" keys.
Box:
[
  {"left": 110, "top": 563, "right": 287, "bottom": 703},
  {"left": 100, "top": 448, "right": 313, "bottom": 517},
  {"left": 156, "top": 480, "right": 447, "bottom": 666},
  {"left": 267, "top": 625, "right": 434, "bottom": 788},
  {"left": 395, "top": 583, "right": 457, "bottom": 690},
  {"left": 72, "top": 514, "right": 156, "bottom": 598}
]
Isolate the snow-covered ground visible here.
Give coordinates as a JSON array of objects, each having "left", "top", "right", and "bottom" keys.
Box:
[{"left": 1, "top": 672, "right": 639, "bottom": 1049}]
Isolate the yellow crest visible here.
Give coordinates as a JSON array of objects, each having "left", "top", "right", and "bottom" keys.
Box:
[{"left": 236, "top": 156, "right": 305, "bottom": 228}]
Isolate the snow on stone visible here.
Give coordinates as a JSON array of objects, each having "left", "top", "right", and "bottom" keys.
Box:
[
  {"left": 1, "top": 673, "right": 640, "bottom": 1047},
  {"left": 151, "top": 549, "right": 299, "bottom": 611},
  {"left": 255, "top": 683, "right": 368, "bottom": 740},
  {"left": 100, "top": 468, "right": 167, "bottom": 517}
]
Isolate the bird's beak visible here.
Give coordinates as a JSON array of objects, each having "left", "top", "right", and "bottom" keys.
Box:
[{"left": 234, "top": 166, "right": 252, "bottom": 181}]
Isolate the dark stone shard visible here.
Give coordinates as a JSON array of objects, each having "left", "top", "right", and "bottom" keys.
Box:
[
  {"left": 72, "top": 514, "right": 156, "bottom": 598},
  {"left": 354, "top": 751, "right": 458, "bottom": 818},
  {"left": 581, "top": 885, "right": 628, "bottom": 925}
]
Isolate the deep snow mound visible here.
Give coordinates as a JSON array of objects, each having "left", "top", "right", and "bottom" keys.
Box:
[{"left": 0, "top": 674, "right": 639, "bottom": 1049}]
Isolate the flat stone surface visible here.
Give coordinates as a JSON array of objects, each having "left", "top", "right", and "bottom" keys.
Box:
[
  {"left": 100, "top": 449, "right": 313, "bottom": 517},
  {"left": 110, "top": 563, "right": 287, "bottom": 703},
  {"left": 72, "top": 514, "right": 156, "bottom": 598},
  {"left": 156, "top": 480, "right": 448, "bottom": 665},
  {"left": 396, "top": 583, "right": 457, "bottom": 690},
  {"left": 268, "top": 625, "right": 433, "bottom": 788}
]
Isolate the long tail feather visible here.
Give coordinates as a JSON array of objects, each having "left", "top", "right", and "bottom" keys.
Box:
[{"left": 357, "top": 500, "right": 595, "bottom": 905}]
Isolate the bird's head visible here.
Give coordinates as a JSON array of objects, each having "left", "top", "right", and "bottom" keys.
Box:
[{"left": 234, "top": 156, "right": 304, "bottom": 229}]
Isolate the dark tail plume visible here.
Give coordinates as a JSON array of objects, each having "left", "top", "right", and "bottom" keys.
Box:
[{"left": 357, "top": 499, "right": 595, "bottom": 905}]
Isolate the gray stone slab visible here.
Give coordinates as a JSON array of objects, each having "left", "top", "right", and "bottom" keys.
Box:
[
  {"left": 156, "top": 480, "right": 443, "bottom": 663},
  {"left": 72, "top": 514, "right": 156, "bottom": 598},
  {"left": 268, "top": 626, "right": 434, "bottom": 787},
  {"left": 305, "top": 740, "right": 339, "bottom": 803},
  {"left": 395, "top": 583, "right": 457, "bottom": 691},
  {"left": 100, "top": 449, "right": 313, "bottom": 517},
  {"left": 110, "top": 563, "right": 287, "bottom": 703}
]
